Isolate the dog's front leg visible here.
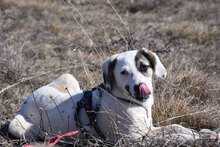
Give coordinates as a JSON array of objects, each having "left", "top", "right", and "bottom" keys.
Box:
[{"left": 148, "top": 124, "right": 218, "bottom": 145}]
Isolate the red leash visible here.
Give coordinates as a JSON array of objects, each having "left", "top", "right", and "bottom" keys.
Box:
[
  {"left": 47, "top": 130, "right": 80, "bottom": 146},
  {"left": 22, "top": 129, "right": 80, "bottom": 147}
]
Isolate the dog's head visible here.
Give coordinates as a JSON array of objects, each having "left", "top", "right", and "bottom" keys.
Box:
[{"left": 102, "top": 48, "right": 167, "bottom": 102}]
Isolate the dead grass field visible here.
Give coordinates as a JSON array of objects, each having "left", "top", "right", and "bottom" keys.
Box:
[{"left": 0, "top": 0, "right": 220, "bottom": 146}]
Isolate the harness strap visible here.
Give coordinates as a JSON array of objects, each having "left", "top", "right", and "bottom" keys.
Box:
[
  {"left": 74, "top": 86, "right": 106, "bottom": 140},
  {"left": 74, "top": 90, "right": 93, "bottom": 127}
]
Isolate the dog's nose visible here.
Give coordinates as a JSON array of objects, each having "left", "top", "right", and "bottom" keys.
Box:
[
  {"left": 134, "top": 84, "right": 151, "bottom": 98},
  {"left": 134, "top": 84, "right": 139, "bottom": 94}
]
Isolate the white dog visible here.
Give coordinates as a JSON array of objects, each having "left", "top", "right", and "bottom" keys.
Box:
[{"left": 8, "top": 48, "right": 217, "bottom": 144}]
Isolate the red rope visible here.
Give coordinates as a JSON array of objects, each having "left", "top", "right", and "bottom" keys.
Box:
[
  {"left": 22, "top": 129, "right": 80, "bottom": 147},
  {"left": 47, "top": 130, "right": 80, "bottom": 146}
]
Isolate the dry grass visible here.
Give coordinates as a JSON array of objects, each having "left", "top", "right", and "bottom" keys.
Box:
[
  {"left": 0, "top": 0, "right": 220, "bottom": 146},
  {"left": 153, "top": 66, "right": 220, "bottom": 129}
]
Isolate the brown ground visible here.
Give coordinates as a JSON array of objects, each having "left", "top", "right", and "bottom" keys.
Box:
[{"left": 0, "top": 0, "right": 219, "bottom": 146}]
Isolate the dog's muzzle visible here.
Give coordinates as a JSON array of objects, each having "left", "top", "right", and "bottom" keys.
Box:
[{"left": 134, "top": 83, "right": 151, "bottom": 101}]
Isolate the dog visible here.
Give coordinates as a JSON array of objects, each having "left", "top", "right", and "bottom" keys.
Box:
[{"left": 8, "top": 48, "right": 218, "bottom": 144}]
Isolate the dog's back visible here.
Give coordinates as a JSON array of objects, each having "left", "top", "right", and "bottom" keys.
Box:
[{"left": 8, "top": 74, "right": 81, "bottom": 139}]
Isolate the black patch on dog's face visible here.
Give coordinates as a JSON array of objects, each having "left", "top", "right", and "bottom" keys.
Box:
[
  {"left": 103, "top": 58, "right": 117, "bottom": 91},
  {"left": 135, "top": 50, "right": 156, "bottom": 75},
  {"left": 108, "top": 58, "right": 117, "bottom": 86}
]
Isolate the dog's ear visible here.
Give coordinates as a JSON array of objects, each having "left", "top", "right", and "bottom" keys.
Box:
[
  {"left": 140, "top": 48, "right": 167, "bottom": 78},
  {"left": 101, "top": 55, "right": 117, "bottom": 91}
]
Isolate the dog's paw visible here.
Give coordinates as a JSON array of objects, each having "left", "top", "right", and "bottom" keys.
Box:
[{"left": 199, "top": 129, "right": 218, "bottom": 142}]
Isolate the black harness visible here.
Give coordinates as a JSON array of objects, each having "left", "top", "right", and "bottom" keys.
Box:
[
  {"left": 74, "top": 83, "right": 148, "bottom": 140},
  {"left": 74, "top": 84, "right": 106, "bottom": 139}
]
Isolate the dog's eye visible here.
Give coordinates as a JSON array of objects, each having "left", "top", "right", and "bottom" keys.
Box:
[
  {"left": 140, "top": 63, "right": 149, "bottom": 72},
  {"left": 121, "top": 70, "right": 129, "bottom": 75}
]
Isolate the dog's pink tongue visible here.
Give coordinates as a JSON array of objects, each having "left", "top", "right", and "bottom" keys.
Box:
[{"left": 139, "top": 84, "right": 150, "bottom": 98}]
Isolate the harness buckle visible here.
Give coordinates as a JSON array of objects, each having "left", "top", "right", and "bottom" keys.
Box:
[
  {"left": 78, "top": 101, "right": 84, "bottom": 107},
  {"left": 81, "top": 125, "right": 91, "bottom": 131}
]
